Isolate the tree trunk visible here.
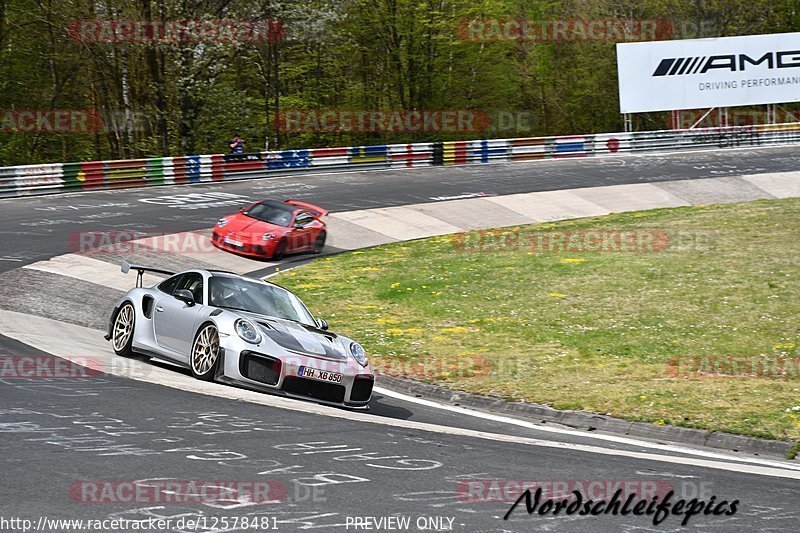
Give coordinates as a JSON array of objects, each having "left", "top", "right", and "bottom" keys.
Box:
[
  {"left": 120, "top": 48, "right": 135, "bottom": 157},
  {"left": 141, "top": 0, "right": 169, "bottom": 155},
  {"left": 0, "top": 0, "right": 6, "bottom": 72},
  {"left": 272, "top": 41, "right": 280, "bottom": 149}
]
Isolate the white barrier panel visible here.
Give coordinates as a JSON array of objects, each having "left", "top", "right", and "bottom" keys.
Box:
[{"left": 594, "top": 133, "right": 632, "bottom": 155}]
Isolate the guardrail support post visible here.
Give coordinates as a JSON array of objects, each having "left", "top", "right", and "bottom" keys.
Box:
[
  {"left": 719, "top": 107, "right": 729, "bottom": 127},
  {"left": 766, "top": 104, "right": 776, "bottom": 124}
]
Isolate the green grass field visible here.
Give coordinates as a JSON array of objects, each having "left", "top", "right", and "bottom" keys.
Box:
[{"left": 272, "top": 198, "right": 800, "bottom": 441}]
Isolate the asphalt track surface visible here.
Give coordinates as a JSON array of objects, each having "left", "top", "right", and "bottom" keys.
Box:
[
  {"left": 1, "top": 145, "right": 799, "bottom": 532},
  {"left": 0, "top": 144, "right": 797, "bottom": 274}
]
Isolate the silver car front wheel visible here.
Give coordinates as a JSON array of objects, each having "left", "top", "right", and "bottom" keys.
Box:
[
  {"left": 112, "top": 303, "right": 135, "bottom": 356},
  {"left": 191, "top": 323, "right": 220, "bottom": 381}
]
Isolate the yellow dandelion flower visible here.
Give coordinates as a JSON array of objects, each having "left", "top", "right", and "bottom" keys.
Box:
[{"left": 440, "top": 326, "right": 472, "bottom": 334}]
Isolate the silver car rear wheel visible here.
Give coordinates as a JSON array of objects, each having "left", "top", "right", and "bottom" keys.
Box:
[
  {"left": 191, "top": 324, "right": 220, "bottom": 380},
  {"left": 112, "top": 303, "right": 135, "bottom": 356}
]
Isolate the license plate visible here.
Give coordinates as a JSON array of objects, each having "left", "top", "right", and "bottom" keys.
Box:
[
  {"left": 224, "top": 236, "right": 243, "bottom": 247},
  {"left": 298, "top": 365, "right": 342, "bottom": 383}
]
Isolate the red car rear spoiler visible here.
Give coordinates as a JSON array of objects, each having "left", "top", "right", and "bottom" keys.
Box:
[{"left": 284, "top": 199, "right": 329, "bottom": 218}]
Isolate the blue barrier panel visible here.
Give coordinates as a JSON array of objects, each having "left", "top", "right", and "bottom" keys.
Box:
[
  {"left": 472, "top": 139, "right": 508, "bottom": 163},
  {"left": 185, "top": 155, "right": 202, "bottom": 183},
  {"left": 267, "top": 149, "right": 311, "bottom": 169},
  {"left": 349, "top": 145, "right": 387, "bottom": 164}
]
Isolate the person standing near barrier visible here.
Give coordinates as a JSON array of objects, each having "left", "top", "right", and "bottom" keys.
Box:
[{"left": 229, "top": 134, "right": 245, "bottom": 154}]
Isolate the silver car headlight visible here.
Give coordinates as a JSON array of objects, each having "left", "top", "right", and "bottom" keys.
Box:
[
  {"left": 217, "top": 217, "right": 229, "bottom": 228},
  {"left": 262, "top": 232, "right": 276, "bottom": 241},
  {"left": 350, "top": 342, "right": 368, "bottom": 367},
  {"left": 234, "top": 319, "right": 261, "bottom": 344}
]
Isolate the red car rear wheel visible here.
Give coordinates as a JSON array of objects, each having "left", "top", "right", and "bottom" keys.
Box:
[
  {"left": 272, "top": 238, "right": 287, "bottom": 260},
  {"left": 313, "top": 231, "right": 326, "bottom": 254}
]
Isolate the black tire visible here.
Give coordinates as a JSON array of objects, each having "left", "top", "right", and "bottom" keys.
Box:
[
  {"left": 111, "top": 302, "right": 136, "bottom": 357},
  {"left": 313, "top": 231, "right": 326, "bottom": 254},
  {"left": 272, "top": 238, "right": 287, "bottom": 260},
  {"left": 190, "top": 323, "right": 221, "bottom": 381}
]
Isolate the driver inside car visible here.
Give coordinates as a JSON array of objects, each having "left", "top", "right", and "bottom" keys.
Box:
[{"left": 210, "top": 281, "right": 227, "bottom": 307}]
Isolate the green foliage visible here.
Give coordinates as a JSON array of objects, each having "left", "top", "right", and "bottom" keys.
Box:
[{"left": 0, "top": 0, "right": 799, "bottom": 164}]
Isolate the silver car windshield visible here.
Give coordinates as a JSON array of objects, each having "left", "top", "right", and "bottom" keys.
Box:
[{"left": 209, "top": 276, "right": 315, "bottom": 326}]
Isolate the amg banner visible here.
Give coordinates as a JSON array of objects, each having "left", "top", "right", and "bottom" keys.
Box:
[{"left": 616, "top": 32, "right": 800, "bottom": 113}]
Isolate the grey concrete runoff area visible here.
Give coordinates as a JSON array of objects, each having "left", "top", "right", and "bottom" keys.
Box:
[{"left": 0, "top": 144, "right": 799, "bottom": 532}]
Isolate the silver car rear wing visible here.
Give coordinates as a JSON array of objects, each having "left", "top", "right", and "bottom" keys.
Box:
[{"left": 121, "top": 260, "right": 175, "bottom": 287}]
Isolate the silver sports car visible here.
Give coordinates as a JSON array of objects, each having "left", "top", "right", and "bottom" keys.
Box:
[{"left": 105, "top": 261, "right": 374, "bottom": 407}]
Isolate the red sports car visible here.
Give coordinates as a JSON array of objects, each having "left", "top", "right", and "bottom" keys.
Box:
[{"left": 212, "top": 199, "right": 328, "bottom": 259}]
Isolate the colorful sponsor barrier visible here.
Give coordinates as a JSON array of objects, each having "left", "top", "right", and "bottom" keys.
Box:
[
  {"left": 1, "top": 123, "right": 799, "bottom": 197},
  {"left": 388, "top": 143, "right": 432, "bottom": 168},
  {"left": 311, "top": 147, "right": 350, "bottom": 167},
  {"left": 472, "top": 139, "right": 509, "bottom": 163},
  {"left": 552, "top": 135, "right": 591, "bottom": 158},
  {"left": 593, "top": 133, "right": 631, "bottom": 155},
  {"left": 349, "top": 145, "right": 388, "bottom": 166},
  {"left": 509, "top": 137, "right": 546, "bottom": 160}
]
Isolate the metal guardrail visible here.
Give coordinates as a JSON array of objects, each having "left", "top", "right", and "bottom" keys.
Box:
[{"left": 1, "top": 123, "right": 799, "bottom": 198}]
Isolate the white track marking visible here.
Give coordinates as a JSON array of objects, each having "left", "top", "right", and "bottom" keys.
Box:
[
  {"left": 741, "top": 171, "right": 800, "bottom": 198},
  {"left": 570, "top": 182, "right": 691, "bottom": 211},
  {"left": 131, "top": 230, "right": 269, "bottom": 275},
  {"left": 486, "top": 190, "right": 608, "bottom": 220},
  {"left": 374, "top": 386, "right": 800, "bottom": 472},
  {"left": 333, "top": 207, "right": 463, "bottom": 240},
  {"left": 23, "top": 254, "right": 161, "bottom": 291},
  {"left": 0, "top": 309, "right": 798, "bottom": 481}
]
